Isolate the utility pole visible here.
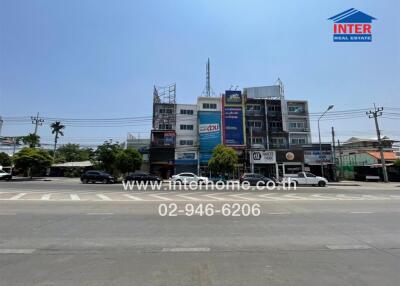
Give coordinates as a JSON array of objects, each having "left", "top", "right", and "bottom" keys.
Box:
[
  {"left": 337, "top": 139, "right": 343, "bottom": 180},
  {"left": 0, "top": 116, "right": 3, "bottom": 136},
  {"left": 331, "top": 127, "right": 337, "bottom": 181},
  {"left": 31, "top": 112, "right": 44, "bottom": 135},
  {"left": 366, "top": 105, "right": 389, "bottom": 183},
  {"left": 250, "top": 126, "right": 254, "bottom": 173}
]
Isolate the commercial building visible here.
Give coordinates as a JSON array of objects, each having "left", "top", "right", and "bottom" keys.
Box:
[{"left": 175, "top": 104, "right": 198, "bottom": 174}]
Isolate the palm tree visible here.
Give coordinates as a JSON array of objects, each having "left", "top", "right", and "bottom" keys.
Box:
[
  {"left": 50, "top": 121, "right": 65, "bottom": 161},
  {"left": 22, "top": 133, "right": 40, "bottom": 148}
]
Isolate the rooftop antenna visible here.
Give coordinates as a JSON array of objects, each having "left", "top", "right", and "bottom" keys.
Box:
[
  {"left": 202, "top": 58, "right": 214, "bottom": 96},
  {"left": 276, "top": 77, "right": 285, "bottom": 97}
]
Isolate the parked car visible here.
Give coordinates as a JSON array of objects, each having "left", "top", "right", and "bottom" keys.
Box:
[
  {"left": 0, "top": 169, "right": 12, "bottom": 181},
  {"left": 239, "top": 173, "right": 275, "bottom": 186},
  {"left": 80, "top": 171, "right": 115, "bottom": 184},
  {"left": 171, "top": 173, "right": 210, "bottom": 184},
  {"left": 284, "top": 172, "right": 328, "bottom": 187},
  {"left": 124, "top": 172, "right": 162, "bottom": 183}
]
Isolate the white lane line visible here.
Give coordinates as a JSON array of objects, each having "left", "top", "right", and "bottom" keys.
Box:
[
  {"left": 361, "top": 195, "right": 388, "bottom": 200},
  {"left": 123, "top": 194, "right": 144, "bottom": 201},
  {"left": 326, "top": 244, "right": 371, "bottom": 250},
  {"left": 148, "top": 193, "right": 172, "bottom": 201},
  {"left": 175, "top": 192, "right": 201, "bottom": 201},
  {"left": 267, "top": 212, "right": 291, "bottom": 215},
  {"left": 350, "top": 211, "right": 373, "bottom": 214},
  {"left": 228, "top": 194, "right": 254, "bottom": 201},
  {"left": 70, "top": 194, "right": 81, "bottom": 201},
  {"left": 336, "top": 194, "right": 364, "bottom": 200},
  {"left": 87, "top": 212, "right": 114, "bottom": 215},
  {"left": 310, "top": 194, "right": 337, "bottom": 200},
  {"left": 282, "top": 194, "right": 307, "bottom": 200},
  {"left": 162, "top": 247, "right": 210, "bottom": 252},
  {"left": 258, "top": 194, "right": 285, "bottom": 201},
  {"left": 202, "top": 193, "right": 225, "bottom": 201},
  {"left": 9, "top": 193, "right": 27, "bottom": 200},
  {"left": 0, "top": 249, "right": 36, "bottom": 254},
  {"left": 41, "top": 194, "right": 51, "bottom": 200},
  {"left": 96, "top": 194, "right": 112, "bottom": 201},
  {"left": 390, "top": 195, "right": 400, "bottom": 199}
]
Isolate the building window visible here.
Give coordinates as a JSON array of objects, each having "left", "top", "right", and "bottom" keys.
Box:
[
  {"left": 179, "top": 140, "right": 194, "bottom": 146},
  {"left": 203, "top": 103, "right": 217, "bottom": 109},
  {"left": 158, "top": 123, "right": 172, "bottom": 130},
  {"left": 180, "top": 124, "right": 194, "bottom": 131},
  {"left": 180, "top": 109, "right": 194, "bottom": 115},
  {"left": 288, "top": 122, "right": 305, "bottom": 130},
  {"left": 246, "top": 104, "right": 261, "bottom": 111},
  {"left": 267, "top": 105, "right": 281, "bottom": 112},
  {"left": 269, "top": 121, "right": 282, "bottom": 129},
  {"left": 248, "top": 120, "right": 262, "bottom": 128},
  {"left": 159, "top": 108, "right": 173, "bottom": 114},
  {"left": 271, "top": 137, "right": 285, "bottom": 148},
  {"left": 288, "top": 105, "right": 305, "bottom": 113},
  {"left": 290, "top": 138, "right": 307, "bottom": 144},
  {"left": 251, "top": 137, "right": 263, "bottom": 144}
]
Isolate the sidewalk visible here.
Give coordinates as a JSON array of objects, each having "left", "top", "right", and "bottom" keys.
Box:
[{"left": 329, "top": 180, "right": 400, "bottom": 188}]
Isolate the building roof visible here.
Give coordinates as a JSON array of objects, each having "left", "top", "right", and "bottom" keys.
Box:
[
  {"left": 366, "top": 151, "right": 398, "bottom": 161},
  {"left": 52, "top": 161, "right": 92, "bottom": 168},
  {"left": 328, "top": 8, "right": 376, "bottom": 23}
]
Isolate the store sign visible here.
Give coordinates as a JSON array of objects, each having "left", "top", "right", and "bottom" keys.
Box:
[
  {"left": 276, "top": 150, "right": 304, "bottom": 162},
  {"left": 199, "top": 111, "right": 221, "bottom": 163},
  {"left": 223, "top": 107, "right": 244, "bottom": 146},
  {"left": 304, "top": 150, "right": 332, "bottom": 165},
  {"left": 250, "top": 151, "right": 276, "bottom": 164},
  {"left": 225, "top": 90, "right": 242, "bottom": 105}
]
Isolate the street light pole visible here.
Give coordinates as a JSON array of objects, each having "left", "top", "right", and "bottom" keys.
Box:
[{"left": 318, "top": 105, "right": 334, "bottom": 178}]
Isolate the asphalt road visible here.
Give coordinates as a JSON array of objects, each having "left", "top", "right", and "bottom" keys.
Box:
[{"left": 0, "top": 180, "right": 399, "bottom": 286}]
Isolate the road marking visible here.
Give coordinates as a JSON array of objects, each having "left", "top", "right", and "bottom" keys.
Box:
[
  {"left": 229, "top": 194, "right": 253, "bottom": 201},
  {"left": 176, "top": 193, "right": 201, "bottom": 201},
  {"left": 162, "top": 247, "right": 210, "bottom": 252},
  {"left": 41, "top": 194, "right": 51, "bottom": 200},
  {"left": 70, "top": 194, "right": 81, "bottom": 201},
  {"left": 148, "top": 193, "right": 172, "bottom": 201},
  {"left": 336, "top": 194, "right": 363, "bottom": 200},
  {"left": 9, "top": 193, "right": 27, "bottom": 200},
  {"left": 310, "top": 194, "right": 337, "bottom": 200},
  {"left": 202, "top": 193, "right": 225, "bottom": 201},
  {"left": 325, "top": 244, "right": 371, "bottom": 250},
  {"left": 96, "top": 194, "right": 112, "bottom": 201},
  {"left": 350, "top": 211, "right": 373, "bottom": 214},
  {"left": 87, "top": 212, "right": 114, "bottom": 215},
  {"left": 123, "top": 194, "right": 144, "bottom": 201},
  {"left": 0, "top": 249, "right": 36, "bottom": 254},
  {"left": 282, "top": 194, "right": 307, "bottom": 200},
  {"left": 267, "top": 212, "right": 291, "bottom": 215},
  {"left": 258, "top": 194, "right": 285, "bottom": 201}
]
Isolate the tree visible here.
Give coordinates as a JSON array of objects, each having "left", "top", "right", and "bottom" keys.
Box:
[
  {"left": 50, "top": 121, "right": 65, "bottom": 161},
  {"left": 56, "top": 144, "right": 94, "bottom": 162},
  {"left": 394, "top": 159, "right": 400, "bottom": 167},
  {"left": 115, "top": 148, "right": 143, "bottom": 174},
  {"left": 208, "top": 144, "right": 238, "bottom": 177},
  {"left": 93, "top": 142, "right": 123, "bottom": 174},
  {"left": 0, "top": 152, "right": 12, "bottom": 167},
  {"left": 13, "top": 147, "right": 52, "bottom": 177},
  {"left": 22, "top": 133, "right": 40, "bottom": 148}
]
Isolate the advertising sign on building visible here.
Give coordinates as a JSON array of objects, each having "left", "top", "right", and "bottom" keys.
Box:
[
  {"left": 223, "top": 106, "right": 244, "bottom": 146},
  {"left": 199, "top": 111, "right": 221, "bottom": 163},
  {"left": 304, "top": 150, "right": 332, "bottom": 165},
  {"left": 276, "top": 150, "right": 304, "bottom": 163},
  {"left": 225, "top": 90, "right": 243, "bottom": 105},
  {"left": 250, "top": 151, "right": 276, "bottom": 164}
]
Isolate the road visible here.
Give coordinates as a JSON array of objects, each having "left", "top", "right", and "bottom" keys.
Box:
[{"left": 0, "top": 180, "right": 400, "bottom": 286}]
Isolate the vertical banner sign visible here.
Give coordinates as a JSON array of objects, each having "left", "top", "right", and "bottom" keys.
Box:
[
  {"left": 223, "top": 90, "right": 245, "bottom": 147},
  {"left": 199, "top": 111, "right": 221, "bottom": 163}
]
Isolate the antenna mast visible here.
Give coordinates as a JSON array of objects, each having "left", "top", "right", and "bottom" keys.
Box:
[{"left": 202, "top": 58, "right": 214, "bottom": 97}]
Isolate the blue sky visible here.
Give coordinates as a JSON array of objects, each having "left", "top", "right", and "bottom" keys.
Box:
[{"left": 0, "top": 0, "right": 399, "bottom": 147}]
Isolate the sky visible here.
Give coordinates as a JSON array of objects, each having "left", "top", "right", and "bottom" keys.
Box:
[{"left": 0, "top": 0, "right": 399, "bottom": 148}]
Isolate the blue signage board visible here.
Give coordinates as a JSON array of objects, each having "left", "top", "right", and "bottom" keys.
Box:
[
  {"left": 198, "top": 111, "right": 221, "bottom": 163},
  {"left": 223, "top": 106, "right": 244, "bottom": 146},
  {"left": 225, "top": 90, "right": 242, "bottom": 105}
]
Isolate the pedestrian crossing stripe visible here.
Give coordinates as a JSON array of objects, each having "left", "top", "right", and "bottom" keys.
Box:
[{"left": 0, "top": 192, "right": 400, "bottom": 202}]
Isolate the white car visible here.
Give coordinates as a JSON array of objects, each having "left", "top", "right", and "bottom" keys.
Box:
[
  {"left": 284, "top": 172, "right": 328, "bottom": 187},
  {"left": 171, "top": 173, "right": 210, "bottom": 184},
  {"left": 0, "top": 169, "right": 12, "bottom": 181}
]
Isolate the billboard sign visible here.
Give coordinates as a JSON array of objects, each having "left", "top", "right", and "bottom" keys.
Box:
[
  {"left": 223, "top": 106, "right": 244, "bottom": 146},
  {"left": 199, "top": 111, "right": 221, "bottom": 163},
  {"left": 304, "top": 150, "right": 332, "bottom": 165},
  {"left": 225, "top": 90, "right": 243, "bottom": 105},
  {"left": 250, "top": 151, "right": 276, "bottom": 164}
]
